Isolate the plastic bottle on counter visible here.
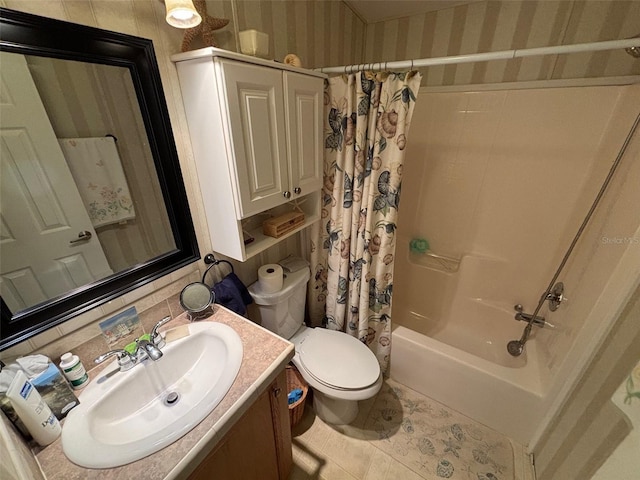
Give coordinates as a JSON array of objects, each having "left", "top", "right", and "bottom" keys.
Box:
[
  {"left": 59, "top": 353, "right": 89, "bottom": 390},
  {"left": 6, "top": 370, "right": 61, "bottom": 446}
]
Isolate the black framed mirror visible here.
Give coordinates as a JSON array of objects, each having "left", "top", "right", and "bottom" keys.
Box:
[{"left": 0, "top": 8, "right": 199, "bottom": 350}]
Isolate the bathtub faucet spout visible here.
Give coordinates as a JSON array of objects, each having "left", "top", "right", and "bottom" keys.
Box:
[{"left": 513, "top": 305, "right": 547, "bottom": 328}]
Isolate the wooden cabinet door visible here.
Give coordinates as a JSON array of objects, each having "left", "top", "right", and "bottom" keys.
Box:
[
  {"left": 188, "top": 371, "right": 292, "bottom": 480},
  {"left": 221, "top": 60, "right": 288, "bottom": 218},
  {"left": 284, "top": 72, "right": 323, "bottom": 199}
]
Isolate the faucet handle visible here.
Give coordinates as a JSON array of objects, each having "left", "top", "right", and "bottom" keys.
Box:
[
  {"left": 150, "top": 316, "right": 172, "bottom": 347},
  {"left": 94, "top": 349, "right": 135, "bottom": 371}
]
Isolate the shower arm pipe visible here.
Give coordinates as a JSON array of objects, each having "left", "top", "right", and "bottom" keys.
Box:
[
  {"left": 316, "top": 38, "right": 640, "bottom": 73},
  {"left": 516, "top": 110, "right": 640, "bottom": 348}
]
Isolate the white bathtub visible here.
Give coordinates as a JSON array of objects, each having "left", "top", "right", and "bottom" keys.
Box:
[{"left": 390, "top": 324, "right": 545, "bottom": 445}]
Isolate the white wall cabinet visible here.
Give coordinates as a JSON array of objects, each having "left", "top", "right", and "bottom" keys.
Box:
[{"left": 173, "top": 48, "right": 325, "bottom": 261}]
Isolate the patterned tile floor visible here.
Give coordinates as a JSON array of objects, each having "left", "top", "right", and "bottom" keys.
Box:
[{"left": 289, "top": 379, "right": 535, "bottom": 480}]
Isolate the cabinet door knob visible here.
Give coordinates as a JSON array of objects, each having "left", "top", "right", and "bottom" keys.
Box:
[
  {"left": 273, "top": 387, "right": 281, "bottom": 397},
  {"left": 283, "top": 191, "right": 291, "bottom": 199},
  {"left": 294, "top": 187, "right": 302, "bottom": 195}
]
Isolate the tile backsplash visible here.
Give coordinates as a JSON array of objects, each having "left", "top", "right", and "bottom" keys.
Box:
[{"left": 0, "top": 263, "right": 200, "bottom": 370}]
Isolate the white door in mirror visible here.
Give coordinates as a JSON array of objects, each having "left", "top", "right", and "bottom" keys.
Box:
[
  {"left": 0, "top": 52, "right": 112, "bottom": 311},
  {"left": 61, "top": 322, "right": 243, "bottom": 468}
]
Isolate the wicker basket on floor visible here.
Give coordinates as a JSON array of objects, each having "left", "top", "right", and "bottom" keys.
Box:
[{"left": 286, "top": 365, "right": 308, "bottom": 428}]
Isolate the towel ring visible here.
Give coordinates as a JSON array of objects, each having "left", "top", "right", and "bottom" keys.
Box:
[{"left": 202, "top": 253, "right": 234, "bottom": 285}]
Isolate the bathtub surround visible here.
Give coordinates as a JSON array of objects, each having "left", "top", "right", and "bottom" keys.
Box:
[
  {"left": 309, "top": 71, "right": 421, "bottom": 371},
  {"left": 391, "top": 82, "right": 640, "bottom": 448}
]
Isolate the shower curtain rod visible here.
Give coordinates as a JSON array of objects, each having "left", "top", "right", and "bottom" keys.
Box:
[{"left": 316, "top": 37, "right": 640, "bottom": 74}]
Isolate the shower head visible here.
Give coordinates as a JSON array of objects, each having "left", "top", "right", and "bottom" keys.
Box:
[
  {"left": 625, "top": 34, "right": 640, "bottom": 58},
  {"left": 508, "top": 320, "right": 535, "bottom": 357},
  {"left": 507, "top": 340, "right": 524, "bottom": 357}
]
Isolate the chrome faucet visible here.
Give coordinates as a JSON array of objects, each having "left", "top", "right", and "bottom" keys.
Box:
[
  {"left": 513, "top": 304, "right": 549, "bottom": 328},
  {"left": 135, "top": 337, "right": 163, "bottom": 361},
  {"left": 150, "top": 316, "right": 172, "bottom": 348},
  {"left": 95, "top": 349, "right": 136, "bottom": 371},
  {"left": 94, "top": 316, "right": 174, "bottom": 370}
]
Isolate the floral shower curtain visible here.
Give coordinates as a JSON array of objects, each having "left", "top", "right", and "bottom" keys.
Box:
[{"left": 308, "top": 71, "right": 421, "bottom": 372}]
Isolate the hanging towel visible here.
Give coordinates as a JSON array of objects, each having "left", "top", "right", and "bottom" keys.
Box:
[
  {"left": 213, "top": 272, "right": 253, "bottom": 316},
  {"left": 58, "top": 137, "right": 135, "bottom": 228}
]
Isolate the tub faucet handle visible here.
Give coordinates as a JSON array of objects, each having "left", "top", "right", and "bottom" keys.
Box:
[
  {"left": 513, "top": 305, "right": 548, "bottom": 328},
  {"left": 544, "top": 282, "right": 565, "bottom": 311}
]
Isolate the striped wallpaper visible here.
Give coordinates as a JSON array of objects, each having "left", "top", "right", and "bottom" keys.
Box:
[
  {"left": 233, "top": 0, "right": 366, "bottom": 69},
  {"left": 361, "top": 0, "right": 640, "bottom": 86}
]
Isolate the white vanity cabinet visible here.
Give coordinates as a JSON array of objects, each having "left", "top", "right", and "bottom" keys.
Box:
[{"left": 173, "top": 48, "right": 325, "bottom": 261}]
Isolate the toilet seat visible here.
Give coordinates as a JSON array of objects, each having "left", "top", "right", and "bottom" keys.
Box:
[{"left": 293, "top": 328, "right": 380, "bottom": 391}]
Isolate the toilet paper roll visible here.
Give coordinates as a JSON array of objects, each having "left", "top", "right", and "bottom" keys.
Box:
[{"left": 258, "top": 264, "right": 284, "bottom": 293}]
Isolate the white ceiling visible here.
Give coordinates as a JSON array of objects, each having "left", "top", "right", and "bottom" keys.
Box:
[{"left": 344, "top": 0, "right": 482, "bottom": 24}]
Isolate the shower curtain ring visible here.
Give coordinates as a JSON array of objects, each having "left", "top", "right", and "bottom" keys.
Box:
[{"left": 410, "top": 59, "right": 414, "bottom": 71}]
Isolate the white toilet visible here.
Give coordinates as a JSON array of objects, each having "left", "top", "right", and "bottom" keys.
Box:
[{"left": 248, "top": 267, "right": 382, "bottom": 425}]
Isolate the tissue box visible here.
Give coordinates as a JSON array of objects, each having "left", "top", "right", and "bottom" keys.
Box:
[
  {"left": 0, "top": 363, "right": 79, "bottom": 440},
  {"left": 239, "top": 29, "right": 269, "bottom": 58},
  {"left": 263, "top": 211, "right": 305, "bottom": 238}
]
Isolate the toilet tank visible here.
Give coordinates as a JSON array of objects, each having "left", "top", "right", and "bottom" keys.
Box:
[{"left": 248, "top": 267, "right": 310, "bottom": 340}]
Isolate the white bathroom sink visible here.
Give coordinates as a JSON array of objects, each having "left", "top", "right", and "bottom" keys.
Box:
[{"left": 61, "top": 322, "right": 243, "bottom": 468}]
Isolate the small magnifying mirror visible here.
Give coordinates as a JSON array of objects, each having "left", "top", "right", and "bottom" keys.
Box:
[{"left": 180, "top": 282, "right": 215, "bottom": 321}]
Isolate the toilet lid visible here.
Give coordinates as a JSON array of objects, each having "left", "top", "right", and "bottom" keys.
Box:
[{"left": 296, "top": 329, "right": 380, "bottom": 390}]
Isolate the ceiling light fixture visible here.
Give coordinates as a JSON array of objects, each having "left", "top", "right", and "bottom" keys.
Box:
[{"left": 165, "top": 0, "right": 202, "bottom": 29}]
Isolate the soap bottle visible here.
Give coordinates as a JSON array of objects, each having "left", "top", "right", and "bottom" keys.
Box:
[
  {"left": 6, "top": 370, "right": 61, "bottom": 446},
  {"left": 59, "top": 353, "right": 89, "bottom": 390}
]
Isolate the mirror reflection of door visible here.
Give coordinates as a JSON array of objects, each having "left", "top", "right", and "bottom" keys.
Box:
[{"left": 0, "top": 52, "right": 112, "bottom": 311}]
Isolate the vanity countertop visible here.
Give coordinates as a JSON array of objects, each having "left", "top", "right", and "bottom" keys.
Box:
[{"left": 34, "top": 307, "right": 294, "bottom": 480}]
